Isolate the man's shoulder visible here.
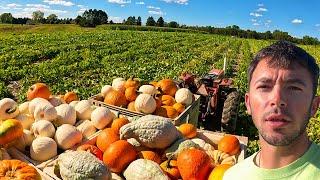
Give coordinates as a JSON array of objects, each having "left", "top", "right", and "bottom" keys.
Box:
[{"left": 223, "top": 153, "right": 257, "bottom": 180}]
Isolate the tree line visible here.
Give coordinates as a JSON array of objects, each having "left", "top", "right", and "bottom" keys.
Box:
[{"left": 0, "top": 9, "right": 319, "bottom": 45}]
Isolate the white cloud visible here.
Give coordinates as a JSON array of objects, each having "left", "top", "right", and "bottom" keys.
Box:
[
  {"left": 148, "top": 10, "right": 165, "bottom": 15},
  {"left": 108, "top": 0, "right": 131, "bottom": 4},
  {"left": 253, "top": 23, "right": 260, "bottom": 26},
  {"left": 43, "top": 0, "right": 74, "bottom": 6},
  {"left": 7, "top": 3, "right": 22, "bottom": 8},
  {"left": 266, "top": 20, "right": 272, "bottom": 23},
  {"left": 121, "top": 4, "right": 125, "bottom": 7},
  {"left": 77, "top": 8, "right": 87, "bottom": 14},
  {"left": 250, "top": 12, "right": 262, "bottom": 17},
  {"left": 257, "top": 7, "right": 267, "bottom": 12},
  {"left": 315, "top": 24, "right": 320, "bottom": 27},
  {"left": 291, "top": 19, "right": 302, "bottom": 24},
  {"left": 147, "top": 6, "right": 160, "bottom": 10},
  {"left": 136, "top": 1, "right": 145, "bottom": 5},
  {"left": 251, "top": 19, "right": 257, "bottom": 22},
  {"left": 161, "top": 0, "right": 188, "bottom": 5},
  {"left": 0, "top": 6, "right": 10, "bottom": 10},
  {"left": 26, "top": 4, "right": 50, "bottom": 9},
  {"left": 109, "top": 16, "right": 123, "bottom": 23},
  {"left": 258, "top": 3, "right": 264, "bottom": 7}
]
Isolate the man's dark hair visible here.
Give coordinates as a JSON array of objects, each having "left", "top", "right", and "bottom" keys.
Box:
[{"left": 248, "top": 40, "right": 319, "bottom": 95}]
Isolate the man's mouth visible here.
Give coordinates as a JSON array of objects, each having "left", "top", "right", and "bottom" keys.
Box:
[{"left": 265, "top": 114, "right": 290, "bottom": 127}]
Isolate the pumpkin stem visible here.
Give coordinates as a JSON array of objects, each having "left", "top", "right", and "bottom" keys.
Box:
[
  {"left": 5, "top": 107, "right": 17, "bottom": 114},
  {"left": 166, "top": 155, "right": 174, "bottom": 169}
]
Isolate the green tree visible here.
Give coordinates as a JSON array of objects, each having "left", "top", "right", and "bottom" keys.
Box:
[
  {"left": 47, "top": 14, "right": 58, "bottom": 24},
  {"left": 0, "top": 13, "right": 14, "bottom": 23},
  {"left": 168, "top": 21, "right": 179, "bottom": 28},
  {"left": 125, "top": 16, "right": 136, "bottom": 25},
  {"left": 32, "top": 10, "right": 44, "bottom": 23},
  {"left": 137, "top": 16, "right": 142, "bottom": 26},
  {"left": 146, "top": 16, "right": 156, "bottom": 26},
  {"left": 156, "top": 17, "right": 164, "bottom": 27},
  {"left": 79, "top": 9, "right": 108, "bottom": 27}
]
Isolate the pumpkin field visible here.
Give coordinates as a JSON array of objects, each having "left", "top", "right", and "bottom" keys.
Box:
[{"left": 1, "top": 24, "right": 320, "bottom": 155}]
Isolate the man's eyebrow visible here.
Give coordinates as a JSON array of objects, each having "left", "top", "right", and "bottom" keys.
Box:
[
  {"left": 253, "top": 77, "right": 273, "bottom": 85},
  {"left": 285, "top": 78, "right": 307, "bottom": 87}
]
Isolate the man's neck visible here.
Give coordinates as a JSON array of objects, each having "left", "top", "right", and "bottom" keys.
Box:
[{"left": 258, "top": 132, "right": 312, "bottom": 169}]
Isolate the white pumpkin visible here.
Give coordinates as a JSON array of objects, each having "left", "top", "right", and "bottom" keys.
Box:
[
  {"left": 175, "top": 88, "right": 193, "bottom": 106},
  {"left": 69, "top": 100, "right": 79, "bottom": 108},
  {"left": 49, "top": 96, "right": 65, "bottom": 107},
  {"left": 55, "top": 124, "right": 82, "bottom": 150},
  {"left": 15, "top": 113, "right": 35, "bottom": 129},
  {"left": 112, "top": 79, "right": 126, "bottom": 93},
  {"left": 76, "top": 120, "right": 96, "bottom": 139},
  {"left": 138, "top": 85, "right": 157, "bottom": 95},
  {"left": 28, "top": 98, "right": 50, "bottom": 116},
  {"left": 19, "top": 101, "right": 30, "bottom": 114},
  {"left": 91, "top": 107, "right": 115, "bottom": 129},
  {"left": 135, "top": 94, "right": 156, "bottom": 114},
  {"left": 0, "top": 98, "right": 20, "bottom": 121},
  {"left": 191, "top": 138, "right": 215, "bottom": 151},
  {"left": 30, "top": 137, "right": 57, "bottom": 161},
  {"left": 14, "top": 129, "right": 35, "bottom": 152},
  {"left": 54, "top": 104, "right": 76, "bottom": 126},
  {"left": 112, "top": 77, "right": 125, "bottom": 85},
  {"left": 31, "top": 120, "right": 55, "bottom": 138},
  {"left": 33, "top": 102, "right": 57, "bottom": 121},
  {"left": 75, "top": 100, "right": 95, "bottom": 120},
  {"left": 101, "top": 85, "right": 114, "bottom": 97}
]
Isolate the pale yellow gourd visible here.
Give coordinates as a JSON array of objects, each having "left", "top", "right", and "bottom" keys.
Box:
[
  {"left": 112, "top": 77, "right": 125, "bottom": 85},
  {"left": 30, "top": 137, "right": 57, "bottom": 162},
  {"left": 0, "top": 148, "right": 11, "bottom": 160},
  {"left": 74, "top": 100, "right": 95, "bottom": 120},
  {"left": 138, "top": 85, "right": 157, "bottom": 95},
  {"left": 15, "top": 113, "right": 35, "bottom": 130},
  {"left": 191, "top": 138, "right": 215, "bottom": 152},
  {"left": 54, "top": 124, "right": 82, "bottom": 150},
  {"left": 127, "top": 138, "right": 150, "bottom": 152},
  {"left": 0, "top": 98, "right": 20, "bottom": 121},
  {"left": 75, "top": 120, "right": 96, "bottom": 139},
  {"left": 14, "top": 129, "right": 35, "bottom": 152},
  {"left": 120, "top": 115, "right": 181, "bottom": 149},
  {"left": 54, "top": 104, "right": 76, "bottom": 126},
  {"left": 69, "top": 100, "right": 79, "bottom": 108},
  {"left": 28, "top": 98, "right": 50, "bottom": 116},
  {"left": 134, "top": 94, "right": 156, "bottom": 114},
  {"left": 18, "top": 101, "right": 30, "bottom": 114},
  {"left": 101, "top": 85, "right": 114, "bottom": 97},
  {"left": 31, "top": 120, "right": 55, "bottom": 138},
  {"left": 175, "top": 88, "right": 193, "bottom": 106},
  {"left": 112, "top": 79, "right": 126, "bottom": 94},
  {"left": 33, "top": 102, "right": 57, "bottom": 121},
  {"left": 207, "top": 149, "right": 237, "bottom": 166},
  {"left": 123, "top": 159, "right": 169, "bottom": 180},
  {"left": 91, "top": 107, "right": 115, "bottom": 129}
]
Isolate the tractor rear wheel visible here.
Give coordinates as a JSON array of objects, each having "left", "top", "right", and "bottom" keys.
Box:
[{"left": 221, "top": 91, "right": 240, "bottom": 133}]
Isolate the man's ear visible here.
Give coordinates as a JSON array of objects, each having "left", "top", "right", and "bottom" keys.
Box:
[
  {"left": 310, "top": 96, "right": 320, "bottom": 117},
  {"left": 245, "top": 92, "right": 252, "bottom": 115}
]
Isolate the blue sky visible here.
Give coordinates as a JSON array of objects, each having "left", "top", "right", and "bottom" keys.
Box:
[{"left": 0, "top": 0, "right": 319, "bottom": 39}]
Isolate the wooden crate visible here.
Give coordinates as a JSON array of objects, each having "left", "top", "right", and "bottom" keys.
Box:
[{"left": 89, "top": 94, "right": 200, "bottom": 126}]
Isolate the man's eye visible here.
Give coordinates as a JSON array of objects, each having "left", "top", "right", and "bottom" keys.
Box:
[
  {"left": 257, "top": 85, "right": 269, "bottom": 89},
  {"left": 289, "top": 86, "right": 302, "bottom": 91}
]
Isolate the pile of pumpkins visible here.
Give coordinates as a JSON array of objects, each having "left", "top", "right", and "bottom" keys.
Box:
[
  {"left": 99, "top": 77, "right": 194, "bottom": 119},
  {"left": 50, "top": 114, "right": 242, "bottom": 180}
]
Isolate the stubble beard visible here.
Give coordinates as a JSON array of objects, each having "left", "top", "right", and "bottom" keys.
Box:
[{"left": 255, "top": 106, "right": 312, "bottom": 146}]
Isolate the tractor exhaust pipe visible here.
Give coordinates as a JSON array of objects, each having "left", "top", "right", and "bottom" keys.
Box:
[{"left": 223, "top": 55, "right": 227, "bottom": 73}]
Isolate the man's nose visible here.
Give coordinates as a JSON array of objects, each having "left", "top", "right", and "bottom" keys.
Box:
[{"left": 270, "top": 87, "right": 287, "bottom": 107}]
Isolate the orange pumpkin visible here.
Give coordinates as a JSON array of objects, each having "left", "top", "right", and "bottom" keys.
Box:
[
  {"left": 177, "top": 148, "right": 213, "bottom": 180},
  {"left": 160, "top": 95, "right": 176, "bottom": 106},
  {"left": 154, "top": 106, "right": 179, "bottom": 119},
  {"left": 160, "top": 159, "right": 181, "bottom": 180},
  {"left": 0, "top": 119, "right": 23, "bottom": 146},
  {"left": 138, "top": 150, "right": 162, "bottom": 164},
  {"left": 0, "top": 160, "right": 41, "bottom": 180},
  {"left": 77, "top": 144, "right": 103, "bottom": 161},
  {"left": 104, "top": 90, "right": 127, "bottom": 107},
  {"left": 208, "top": 164, "right": 232, "bottom": 180},
  {"left": 63, "top": 91, "right": 79, "bottom": 103},
  {"left": 125, "top": 77, "right": 140, "bottom": 89},
  {"left": 127, "top": 101, "right": 136, "bottom": 112},
  {"left": 178, "top": 123, "right": 197, "bottom": 139},
  {"left": 149, "top": 81, "right": 158, "bottom": 87},
  {"left": 125, "top": 87, "right": 138, "bottom": 102},
  {"left": 173, "top": 103, "right": 185, "bottom": 114},
  {"left": 111, "top": 118, "right": 130, "bottom": 134},
  {"left": 157, "top": 79, "right": 178, "bottom": 97},
  {"left": 218, "top": 135, "right": 240, "bottom": 155},
  {"left": 103, "top": 140, "right": 137, "bottom": 173},
  {"left": 96, "top": 128, "right": 119, "bottom": 152},
  {"left": 154, "top": 97, "right": 162, "bottom": 108},
  {"left": 27, "top": 83, "right": 51, "bottom": 100}
]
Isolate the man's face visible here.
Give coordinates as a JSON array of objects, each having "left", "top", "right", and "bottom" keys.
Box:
[{"left": 245, "top": 59, "right": 319, "bottom": 146}]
